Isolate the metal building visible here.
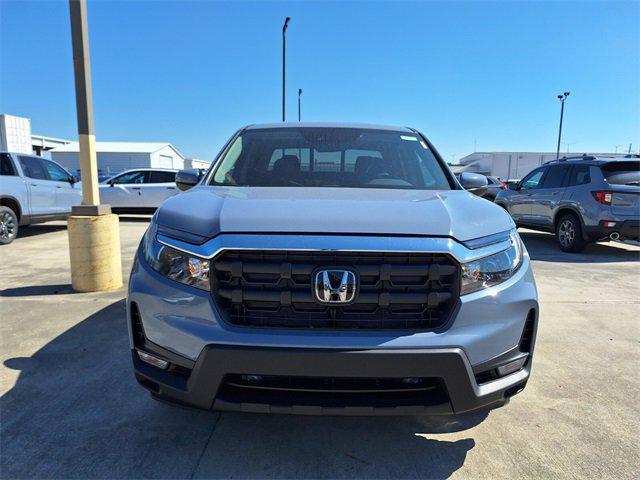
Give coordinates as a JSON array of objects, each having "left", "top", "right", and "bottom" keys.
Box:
[
  {"left": 184, "top": 157, "right": 211, "bottom": 170},
  {"left": 51, "top": 142, "right": 185, "bottom": 178},
  {"left": 452, "top": 151, "right": 622, "bottom": 181}
]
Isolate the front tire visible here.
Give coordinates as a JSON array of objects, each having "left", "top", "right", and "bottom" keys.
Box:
[
  {"left": 0, "top": 206, "right": 19, "bottom": 245},
  {"left": 556, "top": 213, "right": 587, "bottom": 252}
]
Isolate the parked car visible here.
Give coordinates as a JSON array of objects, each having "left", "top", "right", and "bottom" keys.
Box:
[
  {"left": 484, "top": 176, "right": 508, "bottom": 200},
  {"left": 99, "top": 168, "right": 179, "bottom": 212},
  {"left": 495, "top": 155, "right": 640, "bottom": 252},
  {"left": 128, "top": 123, "right": 539, "bottom": 415},
  {"left": 0, "top": 152, "right": 81, "bottom": 245}
]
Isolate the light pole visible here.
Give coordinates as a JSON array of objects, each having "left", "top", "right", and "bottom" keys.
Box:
[
  {"left": 614, "top": 145, "right": 622, "bottom": 153},
  {"left": 556, "top": 91, "right": 570, "bottom": 159},
  {"left": 298, "top": 88, "right": 302, "bottom": 121},
  {"left": 282, "top": 17, "right": 290, "bottom": 122},
  {"left": 564, "top": 141, "right": 578, "bottom": 153},
  {"left": 67, "top": 0, "right": 122, "bottom": 292}
]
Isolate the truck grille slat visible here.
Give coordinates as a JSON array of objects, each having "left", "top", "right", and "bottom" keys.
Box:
[{"left": 210, "top": 250, "right": 460, "bottom": 330}]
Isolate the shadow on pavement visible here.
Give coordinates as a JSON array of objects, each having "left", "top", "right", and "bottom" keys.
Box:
[
  {"left": 118, "top": 215, "right": 152, "bottom": 223},
  {"left": 15, "top": 223, "right": 67, "bottom": 239},
  {"left": 0, "top": 284, "right": 76, "bottom": 297},
  {"left": 1, "top": 299, "right": 485, "bottom": 479},
  {"left": 521, "top": 231, "right": 640, "bottom": 263}
]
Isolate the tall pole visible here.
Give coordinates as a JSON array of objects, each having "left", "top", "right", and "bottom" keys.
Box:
[
  {"left": 282, "top": 17, "right": 290, "bottom": 122},
  {"left": 298, "top": 88, "right": 302, "bottom": 121},
  {"left": 67, "top": 0, "right": 122, "bottom": 293},
  {"left": 70, "top": 0, "right": 99, "bottom": 206},
  {"left": 629, "top": 144, "right": 633, "bottom": 154},
  {"left": 556, "top": 91, "right": 570, "bottom": 160}
]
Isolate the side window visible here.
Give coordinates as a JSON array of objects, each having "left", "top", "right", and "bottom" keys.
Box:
[
  {"left": 521, "top": 168, "right": 545, "bottom": 190},
  {"left": 541, "top": 165, "right": 570, "bottom": 188},
  {"left": 149, "top": 171, "right": 176, "bottom": 183},
  {"left": 43, "top": 160, "right": 71, "bottom": 182},
  {"left": 111, "top": 171, "right": 148, "bottom": 184},
  {"left": 0, "top": 153, "right": 17, "bottom": 176},
  {"left": 568, "top": 165, "right": 591, "bottom": 186},
  {"left": 18, "top": 156, "right": 48, "bottom": 180}
]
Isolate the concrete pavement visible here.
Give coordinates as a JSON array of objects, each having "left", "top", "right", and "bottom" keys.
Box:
[{"left": 1, "top": 219, "right": 639, "bottom": 479}]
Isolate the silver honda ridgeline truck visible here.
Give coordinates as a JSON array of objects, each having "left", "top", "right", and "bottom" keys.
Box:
[{"left": 128, "top": 123, "right": 538, "bottom": 415}]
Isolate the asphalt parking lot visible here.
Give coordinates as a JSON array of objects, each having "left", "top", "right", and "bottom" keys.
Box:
[{"left": 1, "top": 218, "right": 639, "bottom": 479}]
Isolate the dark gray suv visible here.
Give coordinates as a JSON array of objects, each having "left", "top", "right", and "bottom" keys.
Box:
[{"left": 495, "top": 155, "right": 640, "bottom": 252}]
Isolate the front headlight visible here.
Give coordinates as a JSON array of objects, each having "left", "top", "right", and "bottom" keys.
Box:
[
  {"left": 142, "top": 224, "right": 210, "bottom": 291},
  {"left": 460, "top": 229, "right": 523, "bottom": 295}
]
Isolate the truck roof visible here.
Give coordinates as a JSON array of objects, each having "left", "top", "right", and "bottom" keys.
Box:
[{"left": 244, "top": 122, "right": 415, "bottom": 133}]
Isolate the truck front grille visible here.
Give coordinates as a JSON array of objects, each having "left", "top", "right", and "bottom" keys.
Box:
[{"left": 210, "top": 249, "right": 460, "bottom": 330}]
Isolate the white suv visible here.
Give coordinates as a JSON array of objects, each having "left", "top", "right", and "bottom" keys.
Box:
[
  {"left": 0, "top": 152, "right": 81, "bottom": 244},
  {"left": 100, "top": 168, "right": 179, "bottom": 212}
]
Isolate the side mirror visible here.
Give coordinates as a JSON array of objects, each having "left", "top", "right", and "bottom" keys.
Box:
[
  {"left": 69, "top": 175, "right": 78, "bottom": 185},
  {"left": 508, "top": 182, "right": 520, "bottom": 190},
  {"left": 176, "top": 168, "right": 202, "bottom": 191},
  {"left": 459, "top": 172, "right": 488, "bottom": 197}
]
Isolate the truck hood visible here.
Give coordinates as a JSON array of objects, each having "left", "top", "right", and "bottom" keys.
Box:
[{"left": 156, "top": 186, "right": 514, "bottom": 242}]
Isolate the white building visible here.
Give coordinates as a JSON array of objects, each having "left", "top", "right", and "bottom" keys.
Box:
[
  {"left": 453, "top": 151, "right": 622, "bottom": 181},
  {"left": 0, "top": 114, "right": 33, "bottom": 154},
  {"left": 184, "top": 157, "right": 211, "bottom": 170},
  {"left": 51, "top": 142, "right": 185, "bottom": 177}
]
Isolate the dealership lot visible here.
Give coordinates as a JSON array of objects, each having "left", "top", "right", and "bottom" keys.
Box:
[{"left": 1, "top": 219, "right": 639, "bottom": 479}]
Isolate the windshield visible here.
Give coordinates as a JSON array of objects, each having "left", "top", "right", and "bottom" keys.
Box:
[{"left": 209, "top": 127, "right": 453, "bottom": 190}]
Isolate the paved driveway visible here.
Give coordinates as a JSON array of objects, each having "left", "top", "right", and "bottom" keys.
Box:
[{"left": 1, "top": 219, "right": 638, "bottom": 479}]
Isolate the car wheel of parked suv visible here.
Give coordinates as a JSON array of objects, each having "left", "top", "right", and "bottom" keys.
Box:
[
  {"left": 0, "top": 206, "right": 18, "bottom": 245},
  {"left": 556, "top": 213, "right": 587, "bottom": 253}
]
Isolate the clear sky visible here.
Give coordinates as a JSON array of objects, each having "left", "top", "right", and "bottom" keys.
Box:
[{"left": 1, "top": 0, "right": 638, "bottom": 162}]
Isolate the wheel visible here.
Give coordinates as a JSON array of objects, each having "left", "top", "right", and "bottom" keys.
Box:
[
  {"left": 556, "top": 213, "right": 587, "bottom": 252},
  {"left": 0, "top": 206, "right": 18, "bottom": 245}
]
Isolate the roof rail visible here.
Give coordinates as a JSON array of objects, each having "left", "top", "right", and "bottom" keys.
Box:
[{"left": 547, "top": 154, "right": 596, "bottom": 163}]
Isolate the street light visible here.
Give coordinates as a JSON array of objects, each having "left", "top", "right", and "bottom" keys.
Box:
[
  {"left": 298, "top": 88, "right": 302, "bottom": 121},
  {"left": 282, "top": 17, "right": 290, "bottom": 122},
  {"left": 556, "top": 91, "right": 570, "bottom": 160}
]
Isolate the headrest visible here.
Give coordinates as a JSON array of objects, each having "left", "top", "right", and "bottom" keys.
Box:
[
  {"left": 354, "top": 156, "right": 379, "bottom": 177},
  {"left": 273, "top": 155, "right": 301, "bottom": 173}
]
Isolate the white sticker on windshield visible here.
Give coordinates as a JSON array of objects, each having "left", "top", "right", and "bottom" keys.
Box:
[{"left": 400, "top": 135, "right": 418, "bottom": 141}]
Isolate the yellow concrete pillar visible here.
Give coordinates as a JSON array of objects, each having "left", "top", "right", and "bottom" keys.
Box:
[{"left": 68, "top": 214, "right": 122, "bottom": 292}]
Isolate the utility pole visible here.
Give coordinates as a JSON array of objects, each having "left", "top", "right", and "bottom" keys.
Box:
[
  {"left": 614, "top": 145, "right": 622, "bottom": 153},
  {"left": 556, "top": 91, "right": 570, "bottom": 160},
  {"left": 298, "top": 88, "right": 302, "bottom": 121},
  {"left": 282, "top": 17, "right": 290, "bottom": 122},
  {"left": 628, "top": 143, "right": 633, "bottom": 154},
  {"left": 67, "top": 0, "right": 122, "bottom": 292}
]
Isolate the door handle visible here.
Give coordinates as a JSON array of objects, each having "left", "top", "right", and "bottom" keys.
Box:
[
  {"left": 131, "top": 187, "right": 142, "bottom": 190},
  {"left": 56, "top": 186, "right": 62, "bottom": 189},
  {"left": 166, "top": 187, "right": 176, "bottom": 190},
  {"left": 30, "top": 183, "right": 38, "bottom": 187}
]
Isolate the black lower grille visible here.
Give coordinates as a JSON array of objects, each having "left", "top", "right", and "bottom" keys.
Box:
[
  {"left": 218, "top": 374, "right": 450, "bottom": 408},
  {"left": 210, "top": 249, "right": 460, "bottom": 330}
]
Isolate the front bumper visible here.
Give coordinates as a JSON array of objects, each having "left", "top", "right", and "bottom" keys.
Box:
[
  {"left": 128, "top": 234, "right": 538, "bottom": 415},
  {"left": 133, "top": 344, "right": 531, "bottom": 415}
]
